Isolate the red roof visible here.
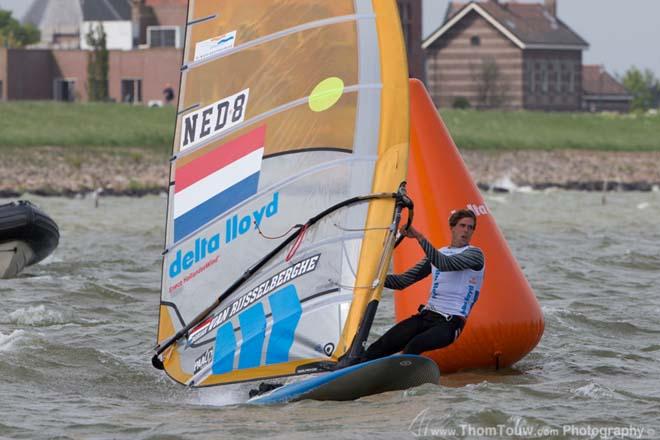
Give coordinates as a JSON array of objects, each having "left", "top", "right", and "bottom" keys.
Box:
[
  {"left": 582, "top": 65, "right": 631, "bottom": 96},
  {"left": 437, "top": 0, "right": 588, "bottom": 48}
]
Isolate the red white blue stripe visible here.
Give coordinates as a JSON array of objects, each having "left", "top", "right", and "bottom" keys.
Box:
[{"left": 173, "top": 126, "right": 266, "bottom": 242}]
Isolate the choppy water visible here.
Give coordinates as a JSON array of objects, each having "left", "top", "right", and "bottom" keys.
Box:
[{"left": 1, "top": 190, "right": 659, "bottom": 440}]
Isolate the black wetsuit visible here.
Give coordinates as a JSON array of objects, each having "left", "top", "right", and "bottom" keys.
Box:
[{"left": 364, "top": 237, "right": 484, "bottom": 361}]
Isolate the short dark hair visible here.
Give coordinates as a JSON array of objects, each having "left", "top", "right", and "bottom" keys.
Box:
[{"left": 449, "top": 209, "right": 477, "bottom": 230}]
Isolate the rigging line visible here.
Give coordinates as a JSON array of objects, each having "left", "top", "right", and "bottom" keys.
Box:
[
  {"left": 255, "top": 222, "right": 302, "bottom": 240},
  {"left": 394, "top": 186, "right": 414, "bottom": 249},
  {"left": 253, "top": 231, "right": 366, "bottom": 278},
  {"left": 340, "top": 239, "right": 359, "bottom": 281},
  {"left": 182, "top": 13, "right": 376, "bottom": 71},
  {"left": 331, "top": 281, "right": 382, "bottom": 291},
  {"left": 285, "top": 224, "right": 308, "bottom": 262},
  {"left": 164, "top": 155, "right": 377, "bottom": 252},
  {"left": 160, "top": 301, "right": 186, "bottom": 327},
  {"left": 171, "top": 83, "right": 381, "bottom": 162},
  {"left": 231, "top": 231, "right": 366, "bottom": 287},
  {"left": 333, "top": 223, "right": 391, "bottom": 232},
  {"left": 152, "top": 191, "right": 397, "bottom": 369}
]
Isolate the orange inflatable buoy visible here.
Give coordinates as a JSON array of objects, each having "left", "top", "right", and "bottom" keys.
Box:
[{"left": 393, "top": 79, "right": 544, "bottom": 373}]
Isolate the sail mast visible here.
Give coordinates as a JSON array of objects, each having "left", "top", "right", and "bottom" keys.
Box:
[{"left": 334, "top": 0, "right": 410, "bottom": 360}]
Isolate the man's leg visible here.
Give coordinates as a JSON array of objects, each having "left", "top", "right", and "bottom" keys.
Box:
[
  {"left": 363, "top": 314, "right": 425, "bottom": 361},
  {"left": 402, "top": 318, "right": 463, "bottom": 355}
]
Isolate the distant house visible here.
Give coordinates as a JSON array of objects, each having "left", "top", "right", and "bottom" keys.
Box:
[
  {"left": 1, "top": 0, "right": 422, "bottom": 104},
  {"left": 582, "top": 65, "right": 632, "bottom": 112},
  {"left": 21, "top": 0, "right": 184, "bottom": 51},
  {"left": 79, "top": 0, "right": 133, "bottom": 51},
  {"left": 23, "top": 0, "right": 83, "bottom": 49},
  {"left": 423, "top": 0, "right": 589, "bottom": 110},
  {"left": 131, "top": 0, "right": 187, "bottom": 49},
  {"left": 0, "top": 0, "right": 185, "bottom": 104}
]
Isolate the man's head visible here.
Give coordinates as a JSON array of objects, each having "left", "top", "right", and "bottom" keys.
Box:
[{"left": 449, "top": 209, "right": 477, "bottom": 247}]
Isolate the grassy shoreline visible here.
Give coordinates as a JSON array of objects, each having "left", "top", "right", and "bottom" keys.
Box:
[
  {"left": 2, "top": 102, "right": 659, "bottom": 195},
  {"left": 1, "top": 102, "right": 659, "bottom": 151},
  {"left": 0, "top": 102, "right": 175, "bottom": 151},
  {"left": 440, "top": 109, "right": 660, "bottom": 151}
]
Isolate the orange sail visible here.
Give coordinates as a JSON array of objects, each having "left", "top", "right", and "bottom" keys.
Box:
[{"left": 393, "top": 79, "right": 544, "bottom": 373}]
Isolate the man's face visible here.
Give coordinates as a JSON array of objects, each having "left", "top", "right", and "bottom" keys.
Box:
[{"left": 450, "top": 217, "right": 475, "bottom": 247}]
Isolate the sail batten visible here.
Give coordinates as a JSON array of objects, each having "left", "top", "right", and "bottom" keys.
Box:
[
  {"left": 186, "top": 14, "right": 217, "bottom": 27},
  {"left": 184, "top": 14, "right": 377, "bottom": 70},
  {"left": 156, "top": 0, "right": 409, "bottom": 387}
]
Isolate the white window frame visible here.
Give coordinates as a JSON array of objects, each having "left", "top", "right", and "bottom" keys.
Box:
[
  {"left": 541, "top": 62, "right": 549, "bottom": 94},
  {"left": 146, "top": 25, "right": 181, "bottom": 48},
  {"left": 121, "top": 78, "right": 143, "bottom": 104}
]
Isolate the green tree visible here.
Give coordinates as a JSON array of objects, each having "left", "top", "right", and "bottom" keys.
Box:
[
  {"left": 472, "top": 58, "right": 510, "bottom": 108},
  {"left": 0, "top": 10, "right": 40, "bottom": 48},
  {"left": 86, "top": 23, "right": 109, "bottom": 102},
  {"left": 622, "top": 66, "right": 659, "bottom": 111}
]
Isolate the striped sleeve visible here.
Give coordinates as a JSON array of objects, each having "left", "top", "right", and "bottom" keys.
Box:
[
  {"left": 418, "top": 237, "right": 484, "bottom": 271},
  {"left": 384, "top": 258, "right": 431, "bottom": 290}
]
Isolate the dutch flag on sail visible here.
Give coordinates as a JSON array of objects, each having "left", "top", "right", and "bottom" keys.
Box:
[{"left": 173, "top": 126, "right": 266, "bottom": 242}]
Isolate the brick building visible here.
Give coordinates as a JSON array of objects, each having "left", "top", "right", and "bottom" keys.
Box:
[
  {"left": 423, "top": 0, "right": 589, "bottom": 110},
  {"left": 0, "top": 0, "right": 422, "bottom": 104},
  {"left": 398, "top": 0, "right": 425, "bottom": 82},
  {"left": 0, "top": 0, "right": 186, "bottom": 104},
  {"left": 582, "top": 65, "right": 632, "bottom": 113}
]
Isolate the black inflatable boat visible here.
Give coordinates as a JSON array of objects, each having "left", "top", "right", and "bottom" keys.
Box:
[{"left": 0, "top": 201, "right": 59, "bottom": 278}]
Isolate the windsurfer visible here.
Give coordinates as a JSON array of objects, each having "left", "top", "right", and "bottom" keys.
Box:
[{"left": 363, "top": 209, "right": 484, "bottom": 361}]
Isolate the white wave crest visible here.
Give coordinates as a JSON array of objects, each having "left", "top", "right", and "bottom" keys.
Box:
[
  {"left": 9, "top": 305, "right": 68, "bottom": 326},
  {"left": 572, "top": 382, "right": 615, "bottom": 400},
  {"left": 192, "top": 384, "right": 248, "bottom": 406},
  {"left": 0, "top": 330, "right": 26, "bottom": 351},
  {"left": 491, "top": 175, "right": 533, "bottom": 193}
]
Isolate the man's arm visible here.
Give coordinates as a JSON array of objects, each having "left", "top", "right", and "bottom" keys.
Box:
[
  {"left": 384, "top": 258, "right": 431, "bottom": 290},
  {"left": 417, "top": 236, "right": 484, "bottom": 271}
]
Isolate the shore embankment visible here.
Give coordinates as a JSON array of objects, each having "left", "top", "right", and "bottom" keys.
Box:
[
  {"left": 1, "top": 146, "right": 659, "bottom": 197},
  {"left": 0, "top": 147, "right": 169, "bottom": 197},
  {"left": 461, "top": 150, "right": 660, "bottom": 192},
  {"left": 2, "top": 103, "right": 659, "bottom": 196}
]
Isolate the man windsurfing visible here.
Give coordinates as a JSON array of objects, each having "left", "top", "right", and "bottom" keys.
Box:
[{"left": 363, "top": 209, "right": 485, "bottom": 360}]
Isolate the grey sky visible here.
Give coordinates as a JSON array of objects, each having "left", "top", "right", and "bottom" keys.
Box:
[
  {"left": 0, "top": 0, "right": 30, "bottom": 20},
  {"left": 423, "top": 0, "right": 660, "bottom": 78},
  {"left": 2, "top": 0, "right": 658, "bottom": 78}
]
